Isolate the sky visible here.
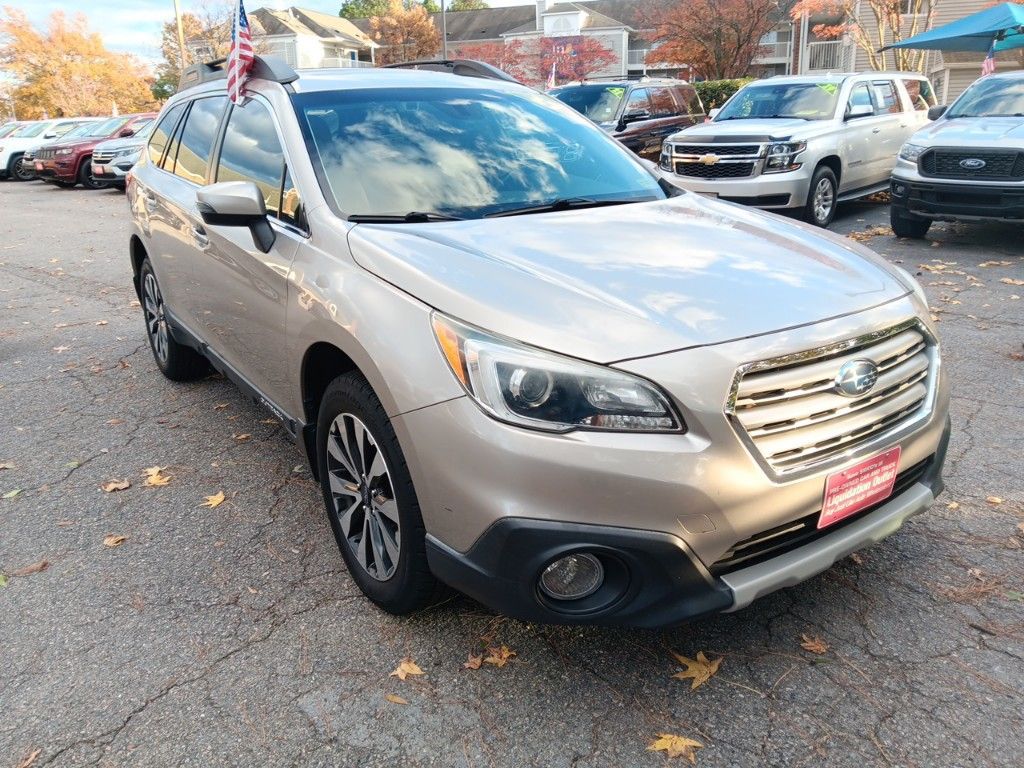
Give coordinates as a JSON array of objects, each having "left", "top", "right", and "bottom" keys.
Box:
[{"left": 6, "top": 0, "right": 532, "bottom": 68}]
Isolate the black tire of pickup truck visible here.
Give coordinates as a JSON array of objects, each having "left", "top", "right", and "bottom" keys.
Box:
[{"left": 890, "top": 207, "right": 931, "bottom": 239}]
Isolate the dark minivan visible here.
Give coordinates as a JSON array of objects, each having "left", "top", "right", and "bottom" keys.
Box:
[{"left": 550, "top": 78, "right": 705, "bottom": 160}]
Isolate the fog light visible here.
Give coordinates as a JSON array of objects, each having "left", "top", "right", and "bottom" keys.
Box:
[
  {"left": 539, "top": 553, "right": 604, "bottom": 600},
  {"left": 893, "top": 183, "right": 907, "bottom": 196}
]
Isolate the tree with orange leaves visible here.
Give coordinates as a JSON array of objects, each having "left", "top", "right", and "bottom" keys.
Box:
[
  {"left": 539, "top": 36, "right": 616, "bottom": 84},
  {"left": 639, "top": 0, "right": 779, "bottom": 80},
  {"left": 368, "top": 0, "right": 441, "bottom": 65},
  {"left": 455, "top": 39, "right": 533, "bottom": 82},
  {"left": 788, "top": 0, "right": 933, "bottom": 72},
  {"left": 0, "top": 7, "right": 155, "bottom": 118}
]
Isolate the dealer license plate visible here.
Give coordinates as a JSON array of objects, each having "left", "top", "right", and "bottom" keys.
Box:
[
  {"left": 34, "top": 161, "right": 43, "bottom": 171},
  {"left": 93, "top": 164, "right": 107, "bottom": 174},
  {"left": 818, "top": 446, "right": 901, "bottom": 529}
]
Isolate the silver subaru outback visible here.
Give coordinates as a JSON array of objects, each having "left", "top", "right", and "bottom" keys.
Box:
[{"left": 127, "top": 57, "right": 950, "bottom": 628}]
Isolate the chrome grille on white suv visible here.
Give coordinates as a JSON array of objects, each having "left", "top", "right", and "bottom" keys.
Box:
[{"left": 728, "top": 323, "right": 935, "bottom": 475}]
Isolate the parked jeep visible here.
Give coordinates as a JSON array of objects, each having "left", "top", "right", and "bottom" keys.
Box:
[
  {"left": 34, "top": 113, "right": 155, "bottom": 189},
  {"left": 660, "top": 73, "right": 935, "bottom": 226},
  {"left": 551, "top": 78, "right": 705, "bottom": 161},
  {"left": 891, "top": 70, "right": 1024, "bottom": 237}
]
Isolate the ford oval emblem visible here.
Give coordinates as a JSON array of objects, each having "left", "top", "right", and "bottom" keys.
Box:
[
  {"left": 959, "top": 158, "right": 986, "bottom": 170},
  {"left": 834, "top": 359, "right": 879, "bottom": 398}
]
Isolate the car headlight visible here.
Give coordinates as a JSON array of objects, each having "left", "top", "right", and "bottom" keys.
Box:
[
  {"left": 431, "top": 314, "right": 684, "bottom": 433},
  {"left": 659, "top": 143, "right": 673, "bottom": 171},
  {"left": 114, "top": 148, "right": 142, "bottom": 161},
  {"left": 56, "top": 148, "right": 74, "bottom": 156},
  {"left": 763, "top": 141, "right": 806, "bottom": 173},
  {"left": 899, "top": 143, "right": 926, "bottom": 162}
]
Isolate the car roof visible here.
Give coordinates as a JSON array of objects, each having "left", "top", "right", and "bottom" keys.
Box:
[{"left": 551, "top": 78, "right": 688, "bottom": 89}]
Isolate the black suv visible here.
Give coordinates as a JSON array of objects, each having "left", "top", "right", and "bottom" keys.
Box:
[{"left": 550, "top": 78, "right": 705, "bottom": 160}]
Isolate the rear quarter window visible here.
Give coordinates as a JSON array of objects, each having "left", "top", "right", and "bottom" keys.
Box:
[
  {"left": 147, "top": 103, "right": 186, "bottom": 166},
  {"left": 172, "top": 97, "right": 227, "bottom": 184}
]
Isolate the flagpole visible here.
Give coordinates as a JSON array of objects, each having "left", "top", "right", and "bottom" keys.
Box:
[
  {"left": 441, "top": 0, "right": 448, "bottom": 59},
  {"left": 173, "top": 0, "right": 187, "bottom": 68}
]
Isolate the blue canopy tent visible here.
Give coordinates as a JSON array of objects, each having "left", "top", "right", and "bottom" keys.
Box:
[{"left": 883, "top": 2, "right": 1024, "bottom": 53}]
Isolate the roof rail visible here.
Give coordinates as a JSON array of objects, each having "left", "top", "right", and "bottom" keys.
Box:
[
  {"left": 178, "top": 55, "right": 299, "bottom": 91},
  {"left": 382, "top": 59, "right": 518, "bottom": 83}
]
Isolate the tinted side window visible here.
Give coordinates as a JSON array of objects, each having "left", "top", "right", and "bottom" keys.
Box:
[
  {"left": 647, "top": 87, "right": 677, "bottom": 118},
  {"left": 673, "top": 85, "right": 704, "bottom": 117},
  {"left": 624, "top": 88, "right": 651, "bottom": 116},
  {"left": 216, "top": 99, "right": 285, "bottom": 217},
  {"left": 148, "top": 103, "right": 186, "bottom": 166},
  {"left": 847, "top": 83, "right": 873, "bottom": 116},
  {"left": 172, "top": 97, "right": 226, "bottom": 184},
  {"left": 872, "top": 81, "right": 901, "bottom": 114},
  {"left": 280, "top": 167, "right": 303, "bottom": 227}
]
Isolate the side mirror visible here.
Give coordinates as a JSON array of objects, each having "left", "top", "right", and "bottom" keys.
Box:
[
  {"left": 119, "top": 127, "right": 136, "bottom": 137},
  {"left": 619, "top": 109, "right": 651, "bottom": 129},
  {"left": 927, "top": 104, "right": 947, "bottom": 120},
  {"left": 43, "top": 132, "right": 57, "bottom": 139},
  {"left": 196, "top": 181, "right": 276, "bottom": 253},
  {"left": 708, "top": 108, "right": 721, "bottom": 119},
  {"left": 846, "top": 103, "right": 874, "bottom": 120}
]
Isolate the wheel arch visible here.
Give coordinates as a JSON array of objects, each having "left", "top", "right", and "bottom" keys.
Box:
[
  {"left": 129, "top": 235, "right": 147, "bottom": 299},
  {"left": 816, "top": 155, "right": 842, "bottom": 187}
]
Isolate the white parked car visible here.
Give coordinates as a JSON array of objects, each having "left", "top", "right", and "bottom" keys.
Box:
[
  {"left": 0, "top": 118, "right": 97, "bottom": 181},
  {"left": 660, "top": 73, "right": 936, "bottom": 226}
]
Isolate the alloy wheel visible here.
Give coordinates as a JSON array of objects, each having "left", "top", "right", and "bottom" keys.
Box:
[
  {"left": 13, "top": 159, "right": 35, "bottom": 181},
  {"left": 813, "top": 177, "right": 835, "bottom": 224},
  {"left": 325, "top": 413, "right": 401, "bottom": 581},
  {"left": 143, "top": 272, "right": 169, "bottom": 364}
]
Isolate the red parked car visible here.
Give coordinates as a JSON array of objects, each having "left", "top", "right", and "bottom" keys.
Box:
[{"left": 34, "top": 113, "right": 155, "bottom": 189}]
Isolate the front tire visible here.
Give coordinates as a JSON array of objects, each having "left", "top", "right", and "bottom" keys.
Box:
[
  {"left": 890, "top": 206, "right": 931, "bottom": 238},
  {"left": 316, "top": 372, "right": 441, "bottom": 615},
  {"left": 804, "top": 166, "right": 838, "bottom": 228},
  {"left": 78, "top": 159, "right": 107, "bottom": 190},
  {"left": 138, "top": 259, "right": 208, "bottom": 381},
  {"left": 13, "top": 157, "right": 35, "bottom": 181}
]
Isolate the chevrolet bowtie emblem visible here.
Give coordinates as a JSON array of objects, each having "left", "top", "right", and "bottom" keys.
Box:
[{"left": 698, "top": 154, "right": 720, "bottom": 165}]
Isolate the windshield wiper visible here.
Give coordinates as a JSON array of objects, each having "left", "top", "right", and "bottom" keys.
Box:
[
  {"left": 483, "top": 197, "right": 640, "bottom": 218},
  {"left": 347, "top": 211, "right": 464, "bottom": 223}
]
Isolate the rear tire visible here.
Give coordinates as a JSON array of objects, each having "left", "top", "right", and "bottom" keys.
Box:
[
  {"left": 316, "top": 372, "right": 442, "bottom": 615},
  {"left": 138, "top": 259, "right": 208, "bottom": 381},
  {"left": 804, "top": 166, "right": 838, "bottom": 228},
  {"left": 890, "top": 206, "right": 931, "bottom": 239}
]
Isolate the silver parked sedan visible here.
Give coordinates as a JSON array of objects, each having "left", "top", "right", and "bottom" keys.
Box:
[{"left": 126, "top": 57, "right": 950, "bottom": 628}]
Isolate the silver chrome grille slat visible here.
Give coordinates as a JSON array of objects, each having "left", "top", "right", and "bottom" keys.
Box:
[{"left": 728, "top": 324, "right": 935, "bottom": 475}]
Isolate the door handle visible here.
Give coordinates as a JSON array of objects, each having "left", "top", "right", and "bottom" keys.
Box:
[
  {"left": 191, "top": 225, "right": 210, "bottom": 249},
  {"left": 872, "top": 127, "right": 881, "bottom": 133}
]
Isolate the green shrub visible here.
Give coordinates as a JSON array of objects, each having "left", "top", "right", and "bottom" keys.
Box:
[{"left": 694, "top": 78, "right": 755, "bottom": 110}]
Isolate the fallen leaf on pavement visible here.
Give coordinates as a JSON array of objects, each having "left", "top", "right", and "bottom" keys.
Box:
[
  {"left": 463, "top": 653, "right": 483, "bottom": 670},
  {"left": 384, "top": 693, "right": 409, "bottom": 705},
  {"left": 214, "top": 403, "right": 229, "bottom": 410},
  {"left": 849, "top": 552, "right": 864, "bottom": 565},
  {"left": 999, "top": 277, "right": 1024, "bottom": 286},
  {"left": 15, "top": 747, "right": 41, "bottom": 768},
  {"left": 978, "top": 260, "right": 1012, "bottom": 267},
  {"left": 0, "top": 462, "right": 13, "bottom": 470},
  {"left": 95, "top": 320, "right": 108, "bottom": 326},
  {"left": 0, "top": 574, "right": 7, "bottom": 587},
  {"left": 800, "top": 634, "right": 828, "bottom": 654},
  {"left": 389, "top": 658, "right": 424, "bottom": 681},
  {"left": 670, "top": 651, "right": 722, "bottom": 690},
  {"left": 986, "top": 496, "right": 1003, "bottom": 505},
  {"left": 101, "top": 479, "right": 131, "bottom": 493},
  {"left": 483, "top": 645, "right": 517, "bottom": 668},
  {"left": 3, "top": 488, "right": 22, "bottom": 499},
  {"left": 201, "top": 491, "right": 226, "bottom": 508},
  {"left": 10, "top": 560, "right": 48, "bottom": 577},
  {"left": 142, "top": 466, "right": 171, "bottom": 487},
  {"left": 104, "top": 534, "right": 128, "bottom": 548},
  {"left": 947, "top": 501, "right": 960, "bottom": 510},
  {"left": 106, "top": 418, "right": 125, "bottom": 426},
  {"left": 232, "top": 433, "right": 251, "bottom": 441},
  {"left": 647, "top": 733, "right": 703, "bottom": 763}
]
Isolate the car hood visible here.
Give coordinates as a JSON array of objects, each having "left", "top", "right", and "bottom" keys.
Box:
[
  {"left": 911, "top": 116, "right": 1024, "bottom": 144},
  {"left": 94, "top": 135, "right": 145, "bottom": 152},
  {"left": 671, "top": 118, "right": 831, "bottom": 142},
  {"left": 347, "top": 195, "right": 910, "bottom": 363},
  {"left": 43, "top": 137, "right": 100, "bottom": 150}
]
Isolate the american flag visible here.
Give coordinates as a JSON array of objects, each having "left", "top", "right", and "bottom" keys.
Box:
[
  {"left": 981, "top": 41, "right": 996, "bottom": 77},
  {"left": 227, "top": 0, "right": 255, "bottom": 104},
  {"left": 546, "top": 60, "right": 556, "bottom": 90}
]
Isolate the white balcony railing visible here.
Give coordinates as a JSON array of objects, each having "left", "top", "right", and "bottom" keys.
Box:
[
  {"left": 627, "top": 48, "right": 650, "bottom": 66},
  {"left": 806, "top": 41, "right": 848, "bottom": 71},
  {"left": 318, "top": 57, "right": 374, "bottom": 69},
  {"left": 754, "top": 41, "right": 792, "bottom": 61}
]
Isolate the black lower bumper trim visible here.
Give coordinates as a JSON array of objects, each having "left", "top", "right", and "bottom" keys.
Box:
[
  {"left": 720, "top": 193, "right": 792, "bottom": 207},
  {"left": 426, "top": 519, "right": 732, "bottom": 628},
  {"left": 891, "top": 178, "right": 1024, "bottom": 220}
]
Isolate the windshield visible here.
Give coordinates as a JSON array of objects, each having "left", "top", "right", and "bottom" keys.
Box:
[
  {"left": 12, "top": 122, "right": 49, "bottom": 138},
  {"left": 716, "top": 82, "right": 840, "bottom": 121},
  {"left": 947, "top": 77, "right": 1024, "bottom": 117},
  {"left": 84, "top": 117, "right": 131, "bottom": 137},
  {"left": 292, "top": 86, "right": 663, "bottom": 219},
  {"left": 0, "top": 123, "right": 20, "bottom": 137},
  {"left": 56, "top": 122, "right": 97, "bottom": 140},
  {"left": 550, "top": 84, "right": 627, "bottom": 123}
]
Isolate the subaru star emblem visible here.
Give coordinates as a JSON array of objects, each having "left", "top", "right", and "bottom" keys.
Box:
[
  {"left": 959, "top": 158, "right": 986, "bottom": 170},
  {"left": 834, "top": 359, "right": 879, "bottom": 397}
]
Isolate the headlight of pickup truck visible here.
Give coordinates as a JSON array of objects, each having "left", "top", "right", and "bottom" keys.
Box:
[
  {"left": 763, "top": 141, "right": 806, "bottom": 174},
  {"left": 899, "top": 143, "right": 926, "bottom": 162},
  {"left": 432, "top": 314, "right": 684, "bottom": 433},
  {"left": 659, "top": 143, "right": 672, "bottom": 171}
]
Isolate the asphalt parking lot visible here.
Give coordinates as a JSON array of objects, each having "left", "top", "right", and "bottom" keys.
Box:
[{"left": 1, "top": 180, "right": 1022, "bottom": 768}]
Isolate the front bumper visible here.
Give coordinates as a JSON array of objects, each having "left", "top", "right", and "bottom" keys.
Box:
[
  {"left": 660, "top": 164, "right": 812, "bottom": 209},
  {"left": 92, "top": 159, "right": 132, "bottom": 186},
  {"left": 891, "top": 173, "right": 1024, "bottom": 222},
  {"left": 35, "top": 158, "right": 76, "bottom": 182},
  {"left": 427, "top": 424, "right": 947, "bottom": 627}
]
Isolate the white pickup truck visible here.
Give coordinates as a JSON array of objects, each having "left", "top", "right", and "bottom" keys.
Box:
[
  {"left": 890, "top": 70, "right": 1024, "bottom": 237},
  {"left": 660, "top": 73, "right": 935, "bottom": 227}
]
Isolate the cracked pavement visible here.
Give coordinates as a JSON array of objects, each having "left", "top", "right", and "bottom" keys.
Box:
[{"left": 1, "top": 182, "right": 1022, "bottom": 767}]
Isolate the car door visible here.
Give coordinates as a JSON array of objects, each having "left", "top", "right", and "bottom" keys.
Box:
[
  {"left": 613, "top": 87, "right": 655, "bottom": 157},
  {"left": 868, "top": 79, "right": 908, "bottom": 182},
  {"left": 615, "top": 86, "right": 688, "bottom": 160},
  {"left": 837, "top": 82, "right": 883, "bottom": 193},
  {"left": 195, "top": 95, "right": 302, "bottom": 408}
]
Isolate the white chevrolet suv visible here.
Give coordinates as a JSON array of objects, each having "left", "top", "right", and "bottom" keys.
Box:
[
  {"left": 660, "top": 73, "right": 936, "bottom": 226},
  {"left": 891, "top": 70, "right": 1024, "bottom": 237}
]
